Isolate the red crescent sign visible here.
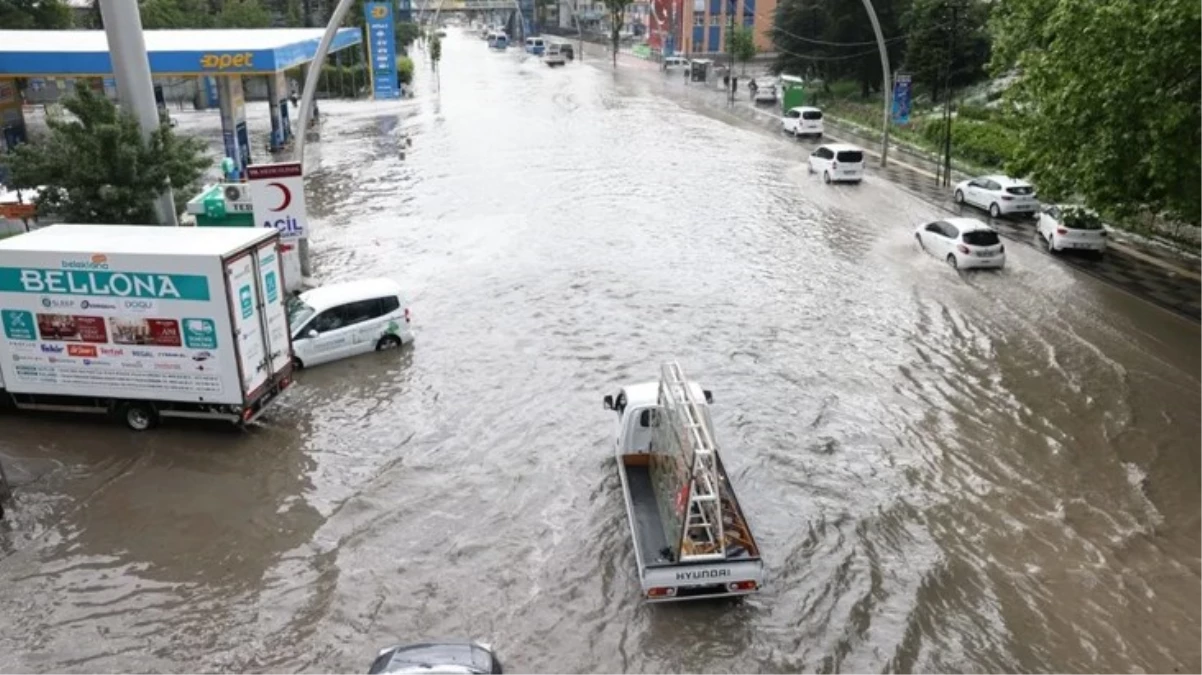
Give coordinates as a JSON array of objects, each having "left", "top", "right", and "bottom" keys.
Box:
[{"left": 268, "top": 182, "right": 291, "bottom": 211}]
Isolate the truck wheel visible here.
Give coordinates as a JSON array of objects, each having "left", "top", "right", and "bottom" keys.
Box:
[
  {"left": 122, "top": 402, "right": 159, "bottom": 431},
  {"left": 376, "top": 335, "right": 402, "bottom": 351}
]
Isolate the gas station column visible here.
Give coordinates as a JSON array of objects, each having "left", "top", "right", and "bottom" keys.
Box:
[
  {"left": 265, "top": 72, "right": 291, "bottom": 152},
  {"left": 215, "top": 75, "right": 251, "bottom": 178}
]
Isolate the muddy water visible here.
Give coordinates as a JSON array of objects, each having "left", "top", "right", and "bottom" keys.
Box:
[{"left": 0, "top": 29, "right": 1198, "bottom": 673}]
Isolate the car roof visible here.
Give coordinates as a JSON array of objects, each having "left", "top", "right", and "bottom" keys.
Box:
[
  {"left": 822, "top": 142, "right": 863, "bottom": 152},
  {"left": 300, "top": 277, "right": 404, "bottom": 311},
  {"left": 978, "top": 174, "right": 1031, "bottom": 187},
  {"left": 789, "top": 106, "right": 821, "bottom": 112},
  {"left": 943, "top": 217, "right": 994, "bottom": 232}
]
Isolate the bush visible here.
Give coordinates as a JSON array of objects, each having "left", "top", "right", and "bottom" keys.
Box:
[
  {"left": 916, "top": 117, "right": 1018, "bottom": 169},
  {"left": 397, "top": 56, "right": 413, "bottom": 85}
]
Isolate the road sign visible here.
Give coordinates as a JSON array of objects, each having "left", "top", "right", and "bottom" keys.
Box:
[
  {"left": 892, "top": 74, "right": 912, "bottom": 125},
  {"left": 247, "top": 162, "right": 308, "bottom": 241}
]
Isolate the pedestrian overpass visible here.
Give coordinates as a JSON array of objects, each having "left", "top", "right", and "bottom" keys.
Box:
[{"left": 413, "top": 0, "right": 537, "bottom": 41}]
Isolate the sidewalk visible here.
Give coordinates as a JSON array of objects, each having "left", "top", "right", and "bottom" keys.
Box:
[{"left": 597, "top": 46, "right": 1201, "bottom": 320}]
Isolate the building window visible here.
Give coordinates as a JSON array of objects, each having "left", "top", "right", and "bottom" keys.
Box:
[
  {"left": 744, "top": 15, "right": 754, "bottom": 27},
  {"left": 709, "top": 13, "right": 722, "bottom": 25},
  {"left": 694, "top": 13, "right": 705, "bottom": 25}
]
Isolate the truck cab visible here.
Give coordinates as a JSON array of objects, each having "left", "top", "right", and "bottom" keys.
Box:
[{"left": 603, "top": 362, "right": 764, "bottom": 602}]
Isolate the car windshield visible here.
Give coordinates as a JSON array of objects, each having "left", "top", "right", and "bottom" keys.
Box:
[
  {"left": 836, "top": 150, "right": 863, "bottom": 163},
  {"left": 287, "top": 296, "right": 316, "bottom": 329},
  {"left": 802, "top": 110, "right": 823, "bottom": 120},
  {"left": 1006, "top": 185, "right": 1035, "bottom": 196},
  {"left": 963, "top": 230, "right": 1001, "bottom": 246}
]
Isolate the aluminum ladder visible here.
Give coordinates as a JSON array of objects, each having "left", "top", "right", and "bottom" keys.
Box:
[{"left": 659, "top": 361, "right": 726, "bottom": 562}]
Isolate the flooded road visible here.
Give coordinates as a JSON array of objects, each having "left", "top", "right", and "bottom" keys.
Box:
[{"left": 1, "top": 28, "right": 1199, "bottom": 673}]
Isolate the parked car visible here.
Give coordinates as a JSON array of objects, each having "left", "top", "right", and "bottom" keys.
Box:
[
  {"left": 749, "top": 77, "right": 777, "bottom": 104},
  {"left": 807, "top": 143, "right": 865, "bottom": 184},
  {"left": 287, "top": 277, "right": 413, "bottom": 369},
  {"left": 954, "top": 175, "right": 1040, "bottom": 219},
  {"left": 368, "top": 642, "right": 503, "bottom": 674},
  {"left": 1037, "top": 204, "right": 1108, "bottom": 256},
  {"left": 915, "top": 217, "right": 1006, "bottom": 270},
  {"left": 662, "top": 55, "right": 689, "bottom": 71},
  {"left": 781, "top": 106, "right": 823, "bottom": 138}
]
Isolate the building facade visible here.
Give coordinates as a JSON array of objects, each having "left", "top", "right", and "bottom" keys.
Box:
[{"left": 649, "top": 0, "right": 775, "bottom": 56}]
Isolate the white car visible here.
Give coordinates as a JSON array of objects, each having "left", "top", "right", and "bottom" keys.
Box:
[
  {"left": 1037, "top": 204, "right": 1108, "bottom": 256},
  {"left": 781, "top": 106, "right": 823, "bottom": 138},
  {"left": 662, "top": 56, "right": 689, "bottom": 71},
  {"left": 749, "top": 78, "right": 777, "bottom": 104},
  {"left": 954, "top": 175, "right": 1040, "bottom": 219},
  {"left": 915, "top": 217, "right": 1006, "bottom": 270},
  {"left": 808, "top": 143, "right": 865, "bottom": 183},
  {"left": 543, "top": 42, "right": 566, "bottom": 67},
  {"left": 287, "top": 278, "right": 413, "bottom": 369}
]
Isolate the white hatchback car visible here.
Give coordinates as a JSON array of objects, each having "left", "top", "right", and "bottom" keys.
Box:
[
  {"left": 915, "top": 217, "right": 1006, "bottom": 270},
  {"left": 1037, "top": 204, "right": 1108, "bottom": 256},
  {"left": 808, "top": 143, "right": 865, "bottom": 183},
  {"left": 287, "top": 278, "right": 413, "bottom": 369},
  {"left": 954, "top": 175, "right": 1040, "bottom": 219},
  {"left": 782, "top": 106, "right": 824, "bottom": 138}
]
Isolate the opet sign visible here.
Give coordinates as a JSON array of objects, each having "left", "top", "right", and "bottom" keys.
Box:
[
  {"left": 198, "top": 52, "right": 256, "bottom": 71},
  {"left": 247, "top": 162, "right": 309, "bottom": 240}
]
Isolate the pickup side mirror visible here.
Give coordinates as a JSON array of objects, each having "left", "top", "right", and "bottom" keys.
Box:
[
  {"left": 703, "top": 389, "right": 713, "bottom": 404},
  {"left": 603, "top": 395, "right": 614, "bottom": 410},
  {"left": 639, "top": 409, "right": 653, "bottom": 428}
]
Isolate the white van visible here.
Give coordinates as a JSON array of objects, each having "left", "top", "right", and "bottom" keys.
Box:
[
  {"left": 808, "top": 143, "right": 865, "bottom": 184},
  {"left": 782, "top": 106, "right": 824, "bottom": 138},
  {"left": 524, "top": 36, "right": 546, "bottom": 55},
  {"left": 288, "top": 278, "right": 413, "bottom": 369}
]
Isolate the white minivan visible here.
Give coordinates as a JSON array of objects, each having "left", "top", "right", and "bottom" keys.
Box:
[
  {"left": 808, "top": 143, "right": 865, "bottom": 184},
  {"left": 288, "top": 278, "right": 413, "bottom": 369},
  {"left": 782, "top": 106, "right": 824, "bottom": 138}
]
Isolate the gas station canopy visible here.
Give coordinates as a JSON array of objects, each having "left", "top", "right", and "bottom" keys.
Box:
[{"left": 0, "top": 27, "right": 363, "bottom": 77}]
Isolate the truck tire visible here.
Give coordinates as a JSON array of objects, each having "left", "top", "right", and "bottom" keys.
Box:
[{"left": 122, "top": 402, "right": 159, "bottom": 431}]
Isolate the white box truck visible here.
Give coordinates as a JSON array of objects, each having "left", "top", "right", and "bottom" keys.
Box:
[{"left": 0, "top": 224, "right": 295, "bottom": 430}]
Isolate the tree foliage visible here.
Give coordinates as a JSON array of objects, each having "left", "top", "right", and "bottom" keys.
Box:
[
  {"left": 728, "top": 25, "right": 757, "bottom": 73},
  {"left": 772, "top": 0, "right": 908, "bottom": 97},
  {"left": 1, "top": 88, "right": 209, "bottom": 224},
  {"left": 992, "top": 0, "right": 1201, "bottom": 224},
  {"left": 901, "top": 0, "right": 990, "bottom": 102},
  {"left": 430, "top": 34, "right": 442, "bottom": 64},
  {"left": 138, "top": 0, "right": 271, "bottom": 28},
  {"left": 604, "top": 0, "right": 632, "bottom": 68},
  {"left": 0, "top": 0, "right": 72, "bottom": 29}
]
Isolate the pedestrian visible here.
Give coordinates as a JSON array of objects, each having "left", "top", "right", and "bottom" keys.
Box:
[{"left": 731, "top": 76, "right": 737, "bottom": 95}]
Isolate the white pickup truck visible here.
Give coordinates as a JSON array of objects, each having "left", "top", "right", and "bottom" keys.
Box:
[{"left": 603, "top": 361, "right": 764, "bottom": 602}]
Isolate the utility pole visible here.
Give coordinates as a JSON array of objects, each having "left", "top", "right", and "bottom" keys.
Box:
[
  {"left": 726, "top": 0, "right": 735, "bottom": 104},
  {"left": 98, "top": 0, "right": 178, "bottom": 226},
  {"left": 859, "top": 0, "right": 891, "bottom": 167},
  {"left": 939, "top": 0, "right": 960, "bottom": 188}
]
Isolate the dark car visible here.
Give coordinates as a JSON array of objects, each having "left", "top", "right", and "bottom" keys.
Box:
[
  {"left": 368, "top": 642, "right": 503, "bottom": 674},
  {"left": 560, "top": 43, "right": 574, "bottom": 60}
]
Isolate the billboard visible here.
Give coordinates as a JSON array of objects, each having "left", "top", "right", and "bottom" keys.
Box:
[
  {"left": 892, "top": 74, "right": 912, "bottom": 125},
  {"left": 364, "top": 2, "right": 401, "bottom": 99},
  {"left": 247, "top": 162, "right": 309, "bottom": 241}
]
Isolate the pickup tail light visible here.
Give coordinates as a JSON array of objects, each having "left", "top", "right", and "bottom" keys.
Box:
[
  {"left": 728, "top": 580, "right": 758, "bottom": 592},
  {"left": 1057, "top": 228, "right": 1068, "bottom": 235},
  {"left": 957, "top": 244, "right": 970, "bottom": 254},
  {"left": 242, "top": 407, "right": 255, "bottom": 421},
  {"left": 647, "top": 587, "right": 677, "bottom": 598}
]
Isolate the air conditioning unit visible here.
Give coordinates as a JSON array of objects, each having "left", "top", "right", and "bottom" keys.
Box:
[{"left": 222, "top": 183, "right": 254, "bottom": 213}]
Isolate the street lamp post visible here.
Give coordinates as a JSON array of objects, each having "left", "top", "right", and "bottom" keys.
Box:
[
  {"left": 98, "top": 0, "right": 178, "bottom": 225},
  {"left": 859, "top": 0, "right": 891, "bottom": 167}
]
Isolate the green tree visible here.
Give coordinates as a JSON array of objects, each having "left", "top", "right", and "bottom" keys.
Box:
[
  {"left": 216, "top": 0, "right": 272, "bottom": 27},
  {"left": 728, "top": 25, "right": 757, "bottom": 74},
  {"left": 604, "top": 0, "right": 631, "bottom": 68},
  {"left": 992, "top": 0, "right": 1201, "bottom": 225},
  {"left": 396, "top": 21, "right": 421, "bottom": 50},
  {"left": 901, "top": 0, "right": 990, "bottom": 103},
  {"left": 0, "top": 0, "right": 72, "bottom": 28},
  {"left": 430, "top": 33, "right": 441, "bottom": 66},
  {"left": 772, "top": 0, "right": 909, "bottom": 97},
  {"left": 1, "top": 88, "right": 210, "bottom": 224}
]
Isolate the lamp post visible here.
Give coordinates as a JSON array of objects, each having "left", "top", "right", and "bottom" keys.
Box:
[{"left": 859, "top": 0, "right": 891, "bottom": 167}]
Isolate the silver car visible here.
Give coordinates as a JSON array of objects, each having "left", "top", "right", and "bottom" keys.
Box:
[{"left": 368, "top": 642, "right": 503, "bottom": 674}]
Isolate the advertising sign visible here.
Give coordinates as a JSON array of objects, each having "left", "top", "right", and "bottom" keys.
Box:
[
  {"left": 0, "top": 257, "right": 234, "bottom": 403},
  {"left": 892, "top": 74, "right": 912, "bottom": 125},
  {"left": 364, "top": 2, "right": 401, "bottom": 99},
  {"left": 247, "top": 162, "right": 308, "bottom": 241}
]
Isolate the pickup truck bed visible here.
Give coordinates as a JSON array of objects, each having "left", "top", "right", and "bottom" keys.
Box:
[{"left": 623, "top": 461, "right": 673, "bottom": 566}]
